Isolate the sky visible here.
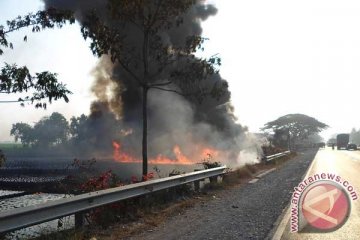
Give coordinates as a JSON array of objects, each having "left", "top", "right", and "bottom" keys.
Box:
[{"left": 1, "top": 0, "right": 360, "bottom": 142}]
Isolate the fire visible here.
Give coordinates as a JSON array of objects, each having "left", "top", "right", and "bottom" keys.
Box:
[
  {"left": 112, "top": 141, "right": 138, "bottom": 163},
  {"left": 149, "top": 145, "right": 193, "bottom": 165},
  {"left": 112, "top": 141, "right": 219, "bottom": 165},
  {"left": 201, "top": 147, "right": 220, "bottom": 158}
]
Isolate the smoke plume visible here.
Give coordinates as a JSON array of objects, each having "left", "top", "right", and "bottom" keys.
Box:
[{"left": 42, "top": 0, "right": 262, "bottom": 167}]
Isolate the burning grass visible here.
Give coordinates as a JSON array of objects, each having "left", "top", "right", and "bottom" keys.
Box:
[
  {"left": 223, "top": 151, "right": 297, "bottom": 186},
  {"left": 112, "top": 141, "right": 221, "bottom": 165}
]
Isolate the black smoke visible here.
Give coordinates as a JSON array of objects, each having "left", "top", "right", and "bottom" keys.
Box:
[{"left": 43, "top": 0, "right": 260, "bottom": 166}]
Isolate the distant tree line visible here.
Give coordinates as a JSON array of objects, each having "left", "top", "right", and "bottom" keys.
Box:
[
  {"left": 9, "top": 109, "right": 121, "bottom": 157},
  {"left": 350, "top": 128, "right": 360, "bottom": 145},
  {"left": 11, "top": 112, "right": 69, "bottom": 147}
]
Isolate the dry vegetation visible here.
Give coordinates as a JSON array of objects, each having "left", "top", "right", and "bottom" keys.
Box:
[{"left": 33, "top": 152, "right": 296, "bottom": 240}]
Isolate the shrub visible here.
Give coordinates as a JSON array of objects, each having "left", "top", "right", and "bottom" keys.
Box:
[{"left": 199, "top": 154, "right": 222, "bottom": 169}]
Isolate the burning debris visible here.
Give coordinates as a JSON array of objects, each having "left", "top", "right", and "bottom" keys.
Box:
[{"left": 42, "top": 0, "right": 262, "bottom": 167}]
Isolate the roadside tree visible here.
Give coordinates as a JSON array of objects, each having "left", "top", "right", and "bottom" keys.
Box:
[
  {"left": 0, "top": 9, "right": 74, "bottom": 108},
  {"left": 350, "top": 128, "right": 360, "bottom": 145},
  {"left": 78, "top": 0, "right": 225, "bottom": 175},
  {"left": 262, "top": 114, "right": 328, "bottom": 149}
]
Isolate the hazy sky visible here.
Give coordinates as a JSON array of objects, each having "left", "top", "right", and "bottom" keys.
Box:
[{"left": 1, "top": 0, "right": 360, "bottom": 142}]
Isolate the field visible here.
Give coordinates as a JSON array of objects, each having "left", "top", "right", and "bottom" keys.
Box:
[{"left": 0, "top": 143, "right": 21, "bottom": 149}]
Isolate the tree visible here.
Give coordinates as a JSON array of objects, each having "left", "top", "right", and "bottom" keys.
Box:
[
  {"left": 69, "top": 107, "right": 121, "bottom": 153},
  {"left": 262, "top": 114, "right": 328, "bottom": 149},
  {"left": 0, "top": 9, "right": 75, "bottom": 108},
  {"left": 10, "top": 122, "right": 34, "bottom": 146},
  {"left": 350, "top": 128, "right": 360, "bottom": 145},
  {"left": 11, "top": 112, "right": 70, "bottom": 147},
  {"left": 271, "top": 128, "right": 289, "bottom": 149},
  {"left": 33, "top": 112, "right": 70, "bottom": 147},
  {"left": 79, "top": 0, "right": 225, "bottom": 176},
  {"left": 307, "top": 133, "right": 324, "bottom": 143},
  {"left": 0, "top": 149, "right": 5, "bottom": 167},
  {"left": 70, "top": 114, "right": 89, "bottom": 144}
]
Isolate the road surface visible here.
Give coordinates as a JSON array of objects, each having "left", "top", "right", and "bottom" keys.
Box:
[{"left": 274, "top": 147, "right": 360, "bottom": 240}]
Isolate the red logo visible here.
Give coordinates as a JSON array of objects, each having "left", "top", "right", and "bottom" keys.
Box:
[{"left": 301, "top": 182, "right": 350, "bottom": 231}]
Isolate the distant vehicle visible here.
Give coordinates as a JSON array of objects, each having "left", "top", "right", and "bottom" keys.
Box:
[
  {"left": 336, "top": 134, "right": 350, "bottom": 150},
  {"left": 347, "top": 143, "right": 357, "bottom": 150}
]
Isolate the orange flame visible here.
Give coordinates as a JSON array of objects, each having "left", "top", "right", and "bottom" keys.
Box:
[
  {"left": 112, "top": 141, "right": 138, "bottom": 163},
  {"left": 112, "top": 141, "right": 219, "bottom": 165}
]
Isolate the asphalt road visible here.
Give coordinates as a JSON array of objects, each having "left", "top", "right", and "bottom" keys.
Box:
[
  {"left": 275, "top": 147, "right": 360, "bottom": 240},
  {"left": 125, "top": 149, "right": 317, "bottom": 240}
]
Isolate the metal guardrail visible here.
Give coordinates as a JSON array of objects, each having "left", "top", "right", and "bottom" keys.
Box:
[
  {"left": 265, "top": 151, "right": 291, "bottom": 162},
  {"left": 0, "top": 166, "right": 226, "bottom": 234}
]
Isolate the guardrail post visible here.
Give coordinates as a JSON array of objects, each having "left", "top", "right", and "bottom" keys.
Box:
[
  {"left": 194, "top": 180, "right": 200, "bottom": 192},
  {"left": 209, "top": 176, "right": 218, "bottom": 184},
  {"left": 168, "top": 172, "right": 180, "bottom": 198},
  {"left": 194, "top": 169, "right": 201, "bottom": 191},
  {"left": 75, "top": 211, "right": 85, "bottom": 229}
]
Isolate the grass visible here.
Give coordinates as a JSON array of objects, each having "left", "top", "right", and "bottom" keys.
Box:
[
  {"left": 31, "top": 152, "right": 297, "bottom": 240},
  {"left": 91, "top": 199, "right": 198, "bottom": 240},
  {"left": 0, "top": 143, "right": 21, "bottom": 149},
  {"left": 222, "top": 152, "right": 297, "bottom": 186}
]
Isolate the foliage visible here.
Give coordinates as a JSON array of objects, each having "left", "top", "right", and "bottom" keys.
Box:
[
  {"left": 74, "top": 170, "right": 124, "bottom": 227},
  {"left": 199, "top": 154, "right": 221, "bottom": 169},
  {"left": 72, "top": 169, "right": 155, "bottom": 227},
  {"left": 69, "top": 114, "right": 89, "bottom": 144},
  {"left": 8, "top": 110, "right": 123, "bottom": 155},
  {"left": 10, "top": 122, "right": 34, "bottom": 145},
  {"left": 10, "top": 112, "right": 70, "bottom": 147},
  {"left": 0, "top": 8, "right": 75, "bottom": 108},
  {"left": 0, "top": 64, "right": 72, "bottom": 108},
  {"left": 262, "top": 114, "right": 328, "bottom": 148},
  {"left": 350, "top": 128, "right": 360, "bottom": 145},
  {"left": 169, "top": 169, "right": 183, "bottom": 176},
  {"left": 261, "top": 144, "right": 286, "bottom": 156},
  {"left": 271, "top": 128, "right": 289, "bottom": 149},
  {"left": 68, "top": 109, "right": 122, "bottom": 152},
  {"left": 79, "top": 170, "right": 122, "bottom": 192},
  {"left": 33, "top": 112, "right": 70, "bottom": 146},
  {"left": 81, "top": 0, "right": 223, "bottom": 99},
  {"left": 0, "top": 149, "right": 5, "bottom": 167},
  {"left": 131, "top": 172, "right": 155, "bottom": 183}
]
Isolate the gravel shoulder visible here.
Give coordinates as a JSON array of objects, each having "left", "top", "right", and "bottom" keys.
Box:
[{"left": 125, "top": 149, "right": 318, "bottom": 240}]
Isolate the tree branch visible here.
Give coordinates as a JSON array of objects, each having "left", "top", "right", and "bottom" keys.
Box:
[
  {"left": 148, "top": 58, "right": 177, "bottom": 80},
  {"left": 2, "top": 22, "right": 38, "bottom": 35},
  {"left": 149, "top": 0, "right": 163, "bottom": 28},
  {"left": 149, "top": 81, "right": 172, "bottom": 87},
  {"left": 149, "top": 86, "right": 208, "bottom": 97},
  {"left": 118, "top": 60, "right": 144, "bottom": 87},
  {"left": 150, "top": 86, "right": 187, "bottom": 96},
  {"left": 0, "top": 99, "right": 31, "bottom": 103}
]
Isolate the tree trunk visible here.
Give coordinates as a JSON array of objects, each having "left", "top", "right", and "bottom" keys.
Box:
[
  {"left": 142, "top": 87, "right": 148, "bottom": 177},
  {"left": 287, "top": 129, "right": 291, "bottom": 151}
]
